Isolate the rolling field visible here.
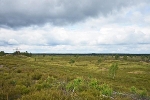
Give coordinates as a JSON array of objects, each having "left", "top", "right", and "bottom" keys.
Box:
[{"left": 0, "top": 55, "right": 150, "bottom": 100}]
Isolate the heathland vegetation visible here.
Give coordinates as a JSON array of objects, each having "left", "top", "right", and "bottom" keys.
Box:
[{"left": 0, "top": 53, "right": 150, "bottom": 100}]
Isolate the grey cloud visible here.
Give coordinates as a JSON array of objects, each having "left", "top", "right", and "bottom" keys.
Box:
[
  {"left": 0, "top": 39, "right": 18, "bottom": 46},
  {"left": 0, "top": 0, "right": 149, "bottom": 28}
]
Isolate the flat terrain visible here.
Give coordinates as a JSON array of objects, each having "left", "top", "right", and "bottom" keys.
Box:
[{"left": 0, "top": 55, "right": 150, "bottom": 100}]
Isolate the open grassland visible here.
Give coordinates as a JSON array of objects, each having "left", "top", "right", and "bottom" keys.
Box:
[{"left": 0, "top": 55, "right": 150, "bottom": 100}]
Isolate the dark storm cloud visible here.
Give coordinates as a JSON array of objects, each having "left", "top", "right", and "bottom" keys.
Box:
[{"left": 0, "top": 0, "right": 149, "bottom": 27}]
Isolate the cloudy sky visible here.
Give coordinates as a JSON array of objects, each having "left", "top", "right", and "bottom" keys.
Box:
[{"left": 0, "top": 0, "right": 150, "bottom": 53}]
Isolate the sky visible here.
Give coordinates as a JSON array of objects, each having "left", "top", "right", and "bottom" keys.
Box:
[{"left": 0, "top": 0, "right": 150, "bottom": 53}]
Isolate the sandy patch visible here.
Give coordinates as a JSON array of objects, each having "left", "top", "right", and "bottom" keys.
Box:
[{"left": 0, "top": 65, "right": 3, "bottom": 68}]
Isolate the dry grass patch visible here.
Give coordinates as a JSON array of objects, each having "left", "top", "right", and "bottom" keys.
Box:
[{"left": 128, "top": 71, "right": 145, "bottom": 74}]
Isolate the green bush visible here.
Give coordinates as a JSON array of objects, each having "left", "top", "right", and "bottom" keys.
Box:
[
  {"left": 66, "top": 77, "right": 84, "bottom": 92},
  {"left": 89, "top": 78, "right": 99, "bottom": 89},
  {"left": 98, "top": 84, "right": 113, "bottom": 96}
]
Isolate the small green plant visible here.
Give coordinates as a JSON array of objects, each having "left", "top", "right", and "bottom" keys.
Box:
[
  {"left": 130, "top": 87, "right": 148, "bottom": 98},
  {"left": 100, "top": 84, "right": 113, "bottom": 96},
  {"left": 88, "top": 79, "right": 112, "bottom": 96},
  {"left": 139, "top": 88, "right": 147, "bottom": 97},
  {"left": 9, "top": 80, "right": 16, "bottom": 86},
  {"left": 130, "top": 86, "right": 137, "bottom": 94},
  {"left": 89, "top": 78, "right": 99, "bottom": 89},
  {"left": 66, "top": 77, "right": 84, "bottom": 92},
  {"left": 69, "top": 59, "right": 75, "bottom": 65},
  {"left": 97, "top": 58, "right": 102, "bottom": 65},
  {"left": 109, "top": 63, "right": 118, "bottom": 79}
]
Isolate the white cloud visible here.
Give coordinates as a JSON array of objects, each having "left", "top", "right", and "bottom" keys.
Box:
[{"left": 8, "top": 39, "right": 19, "bottom": 45}]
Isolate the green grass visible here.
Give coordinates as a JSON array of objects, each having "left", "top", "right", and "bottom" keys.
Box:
[{"left": 0, "top": 55, "right": 150, "bottom": 100}]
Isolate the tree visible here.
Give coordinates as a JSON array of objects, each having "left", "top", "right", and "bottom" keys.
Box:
[
  {"left": 13, "top": 51, "right": 20, "bottom": 55},
  {"left": 0, "top": 51, "right": 5, "bottom": 56},
  {"left": 21, "top": 51, "right": 32, "bottom": 57},
  {"left": 109, "top": 63, "right": 118, "bottom": 79},
  {"left": 115, "top": 54, "right": 119, "bottom": 60},
  {"left": 123, "top": 55, "right": 127, "bottom": 60},
  {"left": 141, "top": 56, "right": 145, "bottom": 61}
]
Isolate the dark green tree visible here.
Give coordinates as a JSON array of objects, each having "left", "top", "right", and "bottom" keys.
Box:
[
  {"left": 21, "top": 51, "right": 32, "bottom": 57},
  {"left": 123, "top": 55, "right": 127, "bottom": 60},
  {"left": 115, "top": 54, "right": 119, "bottom": 60},
  {"left": 0, "top": 51, "right": 5, "bottom": 56}
]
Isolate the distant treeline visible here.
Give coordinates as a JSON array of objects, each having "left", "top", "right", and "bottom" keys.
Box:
[
  {"left": 31, "top": 53, "right": 150, "bottom": 56},
  {"left": 0, "top": 51, "right": 32, "bottom": 57},
  {"left": 1, "top": 51, "right": 150, "bottom": 57}
]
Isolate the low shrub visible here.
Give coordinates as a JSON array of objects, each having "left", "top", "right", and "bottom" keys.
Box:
[{"left": 32, "top": 73, "right": 42, "bottom": 80}]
